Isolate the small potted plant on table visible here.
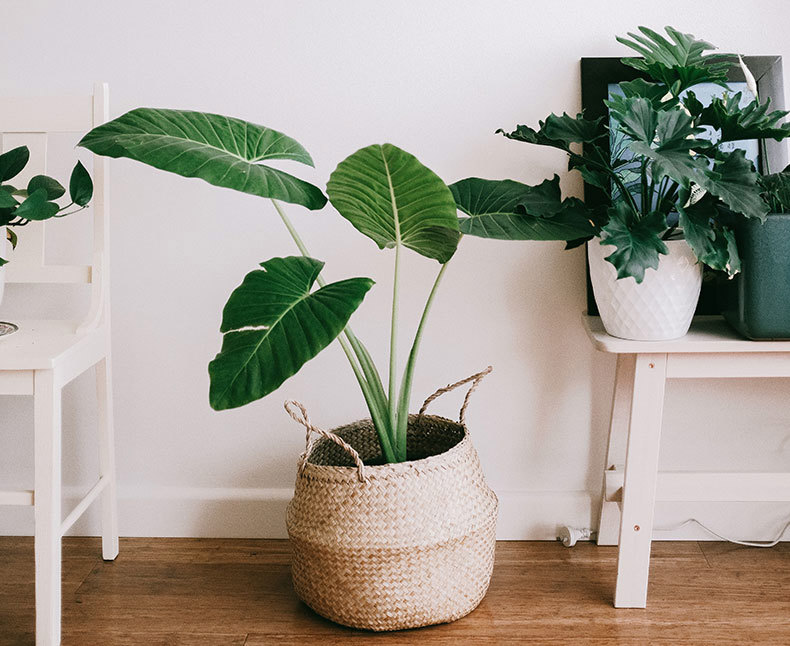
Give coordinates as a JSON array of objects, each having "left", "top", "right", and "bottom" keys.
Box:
[{"left": 453, "top": 26, "right": 787, "bottom": 341}]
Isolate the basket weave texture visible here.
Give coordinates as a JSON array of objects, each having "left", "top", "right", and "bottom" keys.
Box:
[{"left": 286, "top": 412, "right": 498, "bottom": 631}]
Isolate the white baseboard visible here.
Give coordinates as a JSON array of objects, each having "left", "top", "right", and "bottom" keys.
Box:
[{"left": 2, "top": 485, "right": 789, "bottom": 542}]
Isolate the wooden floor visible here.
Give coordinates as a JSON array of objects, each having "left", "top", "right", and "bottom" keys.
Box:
[{"left": 1, "top": 538, "right": 789, "bottom": 645}]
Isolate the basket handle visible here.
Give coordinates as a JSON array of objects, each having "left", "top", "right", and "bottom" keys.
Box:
[
  {"left": 284, "top": 400, "right": 367, "bottom": 483},
  {"left": 418, "top": 366, "right": 493, "bottom": 426}
]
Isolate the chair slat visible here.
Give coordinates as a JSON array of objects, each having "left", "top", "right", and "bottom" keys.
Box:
[{"left": 0, "top": 95, "right": 93, "bottom": 132}]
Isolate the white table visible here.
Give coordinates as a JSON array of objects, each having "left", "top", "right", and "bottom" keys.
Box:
[{"left": 583, "top": 314, "right": 790, "bottom": 608}]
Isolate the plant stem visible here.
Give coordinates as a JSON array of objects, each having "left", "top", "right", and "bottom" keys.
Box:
[
  {"left": 395, "top": 261, "right": 449, "bottom": 455},
  {"left": 270, "top": 198, "right": 396, "bottom": 462},
  {"left": 640, "top": 159, "right": 648, "bottom": 216},
  {"left": 760, "top": 138, "right": 771, "bottom": 176},
  {"left": 388, "top": 239, "right": 401, "bottom": 452}
]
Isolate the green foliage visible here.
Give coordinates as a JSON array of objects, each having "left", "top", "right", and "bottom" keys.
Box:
[
  {"left": 599, "top": 203, "right": 668, "bottom": 283},
  {"left": 759, "top": 170, "right": 790, "bottom": 213},
  {"left": 326, "top": 144, "right": 460, "bottom": 263},
  {"left": 208, "top": 256, "right": 374, "bottom": 411},
  {"left": 698, "top": 93, "right": 790, "bottom": 142},
  {"left": 69, "top": 161, "right": 93, "bottom": 206},
  {"left": 459, "top": 25, "right": 789, "bottom": 281},
  {"left": 79, "top": 108, "right": 327, "bottom": 210},
  {"left": 450, "top": 176, "right": 597, "bottom": 240},
  {"left": 0, "top": 145, "right": 92, "bottom": 265},
  {"left": 617, "top": 26, "right": 732, "bottom": 94}
]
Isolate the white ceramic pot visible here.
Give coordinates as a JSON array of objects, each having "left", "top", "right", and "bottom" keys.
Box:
[{"left": 588, "top": 237, "right": 702, "bottom": 341}]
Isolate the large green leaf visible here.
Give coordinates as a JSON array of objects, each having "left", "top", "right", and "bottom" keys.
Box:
[
  {"left": 698, "top": 93, "right": 790, "bottom": 142},
  {"left": 208, "top": 256, "right": 374, "bottom": 410},
  {"left": 695, "top": 150, "right": 768, "bottom": 221},
  {"left": 326, "top": 144, "right": 460, "bottom": 263},
  {"left": 27, "top": 175, "right": 65, "bottom": 201},
  {"left": 79, "top": 108, "right": 326, "bottom": 210},
  {"left": 600, "top": 203, "right": 668, "bottom": 283},
  {"left": 498, "top": 112, "right": 605, "bottom": 151},
  {"left": 450, "top": 176, "right": 597, "bottom": 240},
  {"left": 617, "top": 26, "right": 732, "bottom": 93},
  {"left": 630, "top": 109, "right": 705, "bottom": 185},
  {"left": 606, "top": 96, "right": 659, "bottom": 143},
  {"left": 677, "top": 195, "right": 740, "bottom": 275}
]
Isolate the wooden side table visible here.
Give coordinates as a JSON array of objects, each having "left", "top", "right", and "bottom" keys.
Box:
[{"left": 583, "top": 314, "right": 790, "bottom": 608}]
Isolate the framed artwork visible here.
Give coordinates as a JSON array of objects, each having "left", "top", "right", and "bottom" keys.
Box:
[{"left": 580, "top": 56, "right": 786, "bottom": 315}]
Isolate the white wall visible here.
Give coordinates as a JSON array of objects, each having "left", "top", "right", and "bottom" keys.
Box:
[{"left": 2, "top": 0, "right": 790, "bottom": 540}]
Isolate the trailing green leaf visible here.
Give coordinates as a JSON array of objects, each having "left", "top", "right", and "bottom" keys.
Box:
[
  {"left": 14, "top": 188, "right": 59, "bottom": 221},
  {"left": 0, "top": 146, "right": 29, "bottom": 182},
  {"left": 79, "top": 108, "right": 327, "bottom": 210},
  {"left": 326, "top": 143, "right": 460, "bottom": 263},
  {"left": 208, "top": 256, "right": 374, "bottom": 410},
  {"left": 69, "top": 161, "right": 94, "bottom": 206},
  {"left": 27, "top": 175, "right": 65, "bottom": 201}
]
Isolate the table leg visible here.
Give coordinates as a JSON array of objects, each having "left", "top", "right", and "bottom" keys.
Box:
[
  {"left": 598, "top": 354, "right": 635, "bottom": 546},
  {"left": 614, "top": 353, "right": 667, "bottom": 608}
]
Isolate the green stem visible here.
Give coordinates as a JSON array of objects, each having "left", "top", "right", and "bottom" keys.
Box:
[
  {"left": 388, "top": 239, "right": 401, "bottom": 449},
  {"left": 640, "top": 159, "right": 648, "bottom": 217},
  {"left": 271, "top": 199, "right": 396, "bottom": 462},
  {"left": 760, "top": 138, "right": 771, "bottom": 176},
  {"left": 395, "top": 261, "right": 449, "bottom": 456}
]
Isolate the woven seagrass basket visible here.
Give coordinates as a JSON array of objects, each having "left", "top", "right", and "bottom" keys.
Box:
[{"left": 285, "top": 368, "right": 498, "bottom": 631}]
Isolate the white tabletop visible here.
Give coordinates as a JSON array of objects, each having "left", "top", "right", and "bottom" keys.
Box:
[{"left": 582, "top": 314, "right": 790, "bottom": 354}]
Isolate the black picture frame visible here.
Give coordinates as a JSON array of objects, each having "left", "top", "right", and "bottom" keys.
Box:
[{"left": 580, "top": 56, "right": 786, "bottom": 315}]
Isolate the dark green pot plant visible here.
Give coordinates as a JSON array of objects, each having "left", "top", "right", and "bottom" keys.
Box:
[
  {"left": 0, "top": 145, "right": 92, "bottom": 315},
  {"left": 453, "top": 26, "right": 790, "bottom": 341},
  {"left": 720, "top": 61, "right": 790, "bottom": 339},
  {"left": 79, "top": 110, "right": 498, "bottom": 630}
]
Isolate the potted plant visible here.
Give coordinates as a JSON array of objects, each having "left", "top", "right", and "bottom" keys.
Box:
[
  {"left": 79, "top": 111, "right": 498, "bottom": 630},
  {"left": 0, "top": 145, "right": 92, "bottom": 307},
  {"left": 452, "top": 26, "right": 788, "bottom": 341}
]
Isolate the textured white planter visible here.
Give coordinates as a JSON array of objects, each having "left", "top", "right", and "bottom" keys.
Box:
[{"left": 588, "top": 237, "right": 702, "bottom": 341}]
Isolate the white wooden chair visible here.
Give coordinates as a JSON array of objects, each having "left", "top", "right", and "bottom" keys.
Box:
[{"left": 0, "top": 83, "right": 118, "bottom": 646}]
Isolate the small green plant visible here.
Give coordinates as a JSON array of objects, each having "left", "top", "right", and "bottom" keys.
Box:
[
  {"left": 451, "top": 26, "right": 790, "bottom": 281},
  {"left": 0, "top": 146, "right": 93, "bottom": 264},
  {"left": 80, "top": 111, "right": 460, "bottom": 463}
]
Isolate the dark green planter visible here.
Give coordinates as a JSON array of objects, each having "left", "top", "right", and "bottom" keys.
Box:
[{"left": 722, "top": 213, "right": 790, "bottom": 340}]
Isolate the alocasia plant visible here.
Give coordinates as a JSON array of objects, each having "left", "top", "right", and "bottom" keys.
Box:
[
  {"left": 80, "top": 112, "right": 459, "bottom": 463},
  {"left": 0, "top": 146, "right": 93, "bottom": 264},
  {"left": 452, "top": 26, "right": 790, "bottom": 282}
]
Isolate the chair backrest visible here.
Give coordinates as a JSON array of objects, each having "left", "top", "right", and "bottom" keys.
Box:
[{"left": 0, "top": 83, "right": 109, "bottom": 330}]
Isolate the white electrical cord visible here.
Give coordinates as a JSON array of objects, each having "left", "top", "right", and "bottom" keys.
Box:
[{"left": 655, "top": 517, "right": 790, "bottom": 548}]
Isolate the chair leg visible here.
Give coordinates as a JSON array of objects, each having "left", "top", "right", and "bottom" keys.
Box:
[
  {"left": 96, "top": 356, "right": 119, "bottom": 560},
  {"left": 597, "top": 354, "right": 636, "bottom": 546},
  {"left": 34, "top": 370, "right": 62, "bottom": 646},
  {"left": 614, "top": 353, "right": 667, "bottom": 608}
]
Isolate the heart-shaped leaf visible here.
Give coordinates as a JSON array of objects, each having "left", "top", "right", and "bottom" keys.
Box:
[
  {"left": 0, "top": 191, "right": 18, "bottom": 209},
  {"left": 79, "top": 108, "right": 327, "bottom": 210},
  {"left": 27, "top": 175, "right": 65, "bottom": 201},
  {"left": 14, "top": 188, "right": 59, "bottom": 221},
  {"left": 208, "top": 256, "right": 374, "bottom": 410},
  {"left": 327, "top": 144, "right": 460, "bottom": 263},
  {"left": 69, "top": 161, "right": 93, "bottom": 206},
  {"left": 0, "top": 146, "right": 29, "bottom": 182}
]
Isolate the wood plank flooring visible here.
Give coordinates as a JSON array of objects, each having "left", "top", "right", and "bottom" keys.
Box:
[{"left": 1, "top": 538, "right": 789, "bottom": 645}]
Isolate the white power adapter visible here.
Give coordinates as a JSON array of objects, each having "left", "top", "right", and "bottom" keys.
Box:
[{"left": 557, "top": 526, "right": 596, "bottom": 547}]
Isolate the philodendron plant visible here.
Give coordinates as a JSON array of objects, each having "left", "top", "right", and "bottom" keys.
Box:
[
  {"left": 452, "top": 26, "right": 790, "bottom": 282},
  {"left": 0, "top": 146, "right": 93, "bottom": 264},
  {"left": 79, "top": 110, "right": 461, "bottom": 464}
]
